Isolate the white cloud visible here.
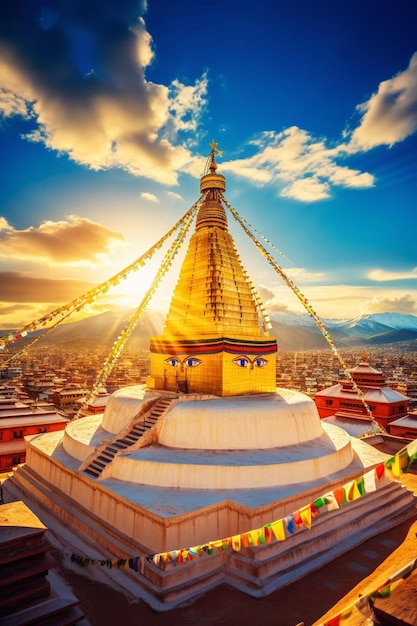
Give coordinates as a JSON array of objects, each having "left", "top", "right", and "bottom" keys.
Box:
[
  {"left": 168, "top": 73, "right": 208, "bottom": 140},
  {"left": 285, "top": 267, "right": 326, "bottom": 282},
  {"left": 0, "top": 9, "right": 208, "bottom": 185},
  {"left": 360, "top": 294, "right": 417, "bottom": 315},
  {"left": 0, "top": 215, "right": 125, "bottom": 265},
  {"left": 256, "top": 280, "right": 417, "bottom": 319},
  {"left": 367, "top": 267, "right": 417, "bottom": 281},
  {"left": 167, "top": 191, "right": 182, "bottom": 200},
  {"left": 141, "top": 192, "right": 159, "bottom": 202},
  {"left": 281, "top": 177, "right": 330, "bottom": 202},
  {"left": 0, "top": 88, "right": 30, "bottom": 118},
  {"left": 349, "top": 52, "right": 417, "bottom": 150},
  {"left": 0, "top": 217, "right": 13, "bottom": 230},
  {"left": 221, "top": 126, "right": 375, "bottom": 202}
]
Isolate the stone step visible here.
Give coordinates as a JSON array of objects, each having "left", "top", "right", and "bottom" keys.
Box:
[
  {"left": 88, "top": 461, "right": 105, "bottom": 474},
  {"left": 124, "top": 437, "right": 138, "bottom": 445},
  {"left": 101, "top": 450, "right": 115, "bottom": 459},
  {"left": 96, "top": 457, "right": 111, "bottom": 465},
  {"left": 84, "top": 467, "right": 100, "bottom": 477}
]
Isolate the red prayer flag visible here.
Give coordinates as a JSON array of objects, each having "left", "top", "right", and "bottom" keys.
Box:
[
  {"left": 333, "top": 488, "right": 344, "bottom": 506},
  {"left": 375, "top": 463, "right": 385, "bottom": 479}
]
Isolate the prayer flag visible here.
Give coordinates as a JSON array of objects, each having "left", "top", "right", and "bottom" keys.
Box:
[
  {"left": 249, "top": 530, "right": 259, "bottom": 546},
  {"left": 264, "top": 524, "right": 273, "bottom": 543},
  {"left": 300, "top": 505, "right": 312, "bottom": 529},
  {"left": 376, "top": 583, "right": 391, "bottom": 598},
  {"left": 333, "top": 488, "right": 345, "bottom": 506},
  {"left": 356, "top": 476, "right": 365, "bottom": 496},
  {"left": 363, "top": 469, "right": 376, "bottom": 493},
  {"left": 375, "top": 463, "right": 385, "bottom": 479},
  {"left": 323, "top": 492, "right": 339, "bottom": 511},
  {"left": 285, "top": 515, "right": 296, "bottom": 534},
  {"left": 271, "top": 519, "right": 286, "bottom": 541},
  {"left": 232, "top": 535, "right": 241, "bottom": 551}
]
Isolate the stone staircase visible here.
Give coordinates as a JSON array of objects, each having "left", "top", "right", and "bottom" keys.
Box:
[{"left": 83, "top": 395, "right": 176, "bottom": 479}]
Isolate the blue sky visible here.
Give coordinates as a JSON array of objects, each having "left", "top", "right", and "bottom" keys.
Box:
[{"left": 0, "top": 0, "right": 416, "bottom": 329}]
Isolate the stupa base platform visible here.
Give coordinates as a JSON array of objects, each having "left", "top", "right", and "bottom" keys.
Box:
[{"left": 6, "top": 431, "right": 416, "bottom": 611}]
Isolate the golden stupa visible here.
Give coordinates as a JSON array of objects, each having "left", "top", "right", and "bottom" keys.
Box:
[
  {"left": 7, "top": 143, "right": 415, "bottom": 611},
  {"left": 148, "top": 141, "right": 277, "bottom": 396}
]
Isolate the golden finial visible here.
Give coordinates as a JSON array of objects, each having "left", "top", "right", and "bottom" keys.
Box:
[
  {"left": 209, "top": 139, "right": 223, "bottom": 159},
  {"left": 204, "top": 140, "right": 223, "bottom": 176},
  {"left": 361, "top": 349, "right": 368, "bottom": 362}
]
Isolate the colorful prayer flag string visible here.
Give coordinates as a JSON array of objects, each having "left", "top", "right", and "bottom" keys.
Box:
[
  {"left": 0, "top": 308, "right": 76, "bottom": 366},
  {"left": 70, "top": 439, "right": 416, "bottom": 579},
  {"left": 70, "top": 462, "right": 390, "bottom": 573}
]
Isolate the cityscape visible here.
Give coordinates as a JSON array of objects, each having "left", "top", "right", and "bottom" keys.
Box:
[{"left": 2, "top": 341, "right": 417, "bottom": 414}]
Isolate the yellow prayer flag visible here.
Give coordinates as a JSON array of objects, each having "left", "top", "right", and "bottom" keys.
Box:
[
  {"left": 249, "top": 530, "right": 259, "bottom": 546},
  {"left": 344, "top": 479, "right": 361, "bottom": 501},
  {"left": 300, "top": 505, "right": 312, "bottom": 529},
  {"left": 350, "top": 480, "right": 362, "bottom": 501},
  {"left": 232, "top": 535, "right": 241, "bottom": 551},
  {"left": 271, "top": 519, "right": 286, "bottom": 541},
  {"left": 391, "top": 454, "right": 401, "bottom": 478}
]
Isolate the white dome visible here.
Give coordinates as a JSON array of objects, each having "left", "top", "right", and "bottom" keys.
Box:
[{"left": 158, "top": 388, "right": 323, "bottom": 450}]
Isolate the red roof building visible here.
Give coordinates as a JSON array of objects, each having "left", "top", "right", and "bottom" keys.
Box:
[
  {"left": 0, "top": 397, "right": 67, "bottom": 472},
  {"left": 314, "top": 354, "right": 410, "bottom": 434}
]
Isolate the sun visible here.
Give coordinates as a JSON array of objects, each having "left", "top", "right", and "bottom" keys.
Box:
[{"left": 107, "top": 256, "right": 161, "bottom": 310}]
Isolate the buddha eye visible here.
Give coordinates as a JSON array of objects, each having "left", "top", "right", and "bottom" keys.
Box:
[
  {"left": 234, "top": 356, "right": 249, "bottom": 368},
  {"left": 165, "top": 357, "right": 180, "bottom": 367},
  {"left": 253, "top": 357, "right": 267, "bottom": 367},
  {"left": 184, "top": 357, "right": 201, "bottom": 368}
]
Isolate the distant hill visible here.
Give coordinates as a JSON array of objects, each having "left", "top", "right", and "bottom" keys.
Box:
[
  {"left": 2, "top": 310, "right": 417, "bottom": 352},
  {"left": 23, "top": 309, "right": 165, "bottom": 350}
]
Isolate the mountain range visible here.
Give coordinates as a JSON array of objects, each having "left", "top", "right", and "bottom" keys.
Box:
[
  {"left": 269, "top": 311, "right": 417, "bottom": 350},
  {"left": 4, "top": 310, "right": 417, "bottom": 352}
]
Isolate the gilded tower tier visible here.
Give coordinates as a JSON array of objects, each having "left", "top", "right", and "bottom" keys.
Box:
[{"left": 148, "top": 143, "right": 277, "bottom": 396}]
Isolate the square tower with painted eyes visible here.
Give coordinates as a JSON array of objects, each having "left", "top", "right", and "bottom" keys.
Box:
[{"left": 148, "top": 143, "right": 277, "bottom": 396}]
